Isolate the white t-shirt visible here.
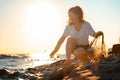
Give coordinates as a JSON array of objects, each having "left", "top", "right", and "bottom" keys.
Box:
[{"left": 62, "top": 21, "right": 95, "bottom": 45}]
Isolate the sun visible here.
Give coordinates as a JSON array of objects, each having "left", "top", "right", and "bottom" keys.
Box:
[{"left": 22, "top": 1, "right": 63, "bottom": 52}]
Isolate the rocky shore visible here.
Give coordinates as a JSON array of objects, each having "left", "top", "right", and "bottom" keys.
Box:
[
  {"left": 0, "top": 55, "right": 120, "bottom": 80},
  {"left": 0, "top": 44, "right": 120, "bottom": 80}
]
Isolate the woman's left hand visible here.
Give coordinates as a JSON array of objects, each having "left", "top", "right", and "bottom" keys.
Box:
[{"left": 94, "top": 31, "right": 103, "bottom": 38}]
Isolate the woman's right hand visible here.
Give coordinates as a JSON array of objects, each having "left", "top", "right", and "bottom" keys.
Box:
[
  {"left": 50, "top": 50, "right": 56, "bottom": 58},
  {"left": 50, "top": 36, "right": 65, "bottom": 58},
  {"left": 50, "top": 45, "right": 60, "bottom": 58}
]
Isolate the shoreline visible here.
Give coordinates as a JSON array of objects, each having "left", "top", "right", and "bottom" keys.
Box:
[
  {"left": 1, "top": 55, "right": 120, "bottom": 80},
  {"left": 0, "top": 44, "right": 120, "bottom": 80}
]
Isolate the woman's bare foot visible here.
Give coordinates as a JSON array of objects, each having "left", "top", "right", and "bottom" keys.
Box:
[{"left": 63, "top": 60, "right": 71, "bottom": 66}]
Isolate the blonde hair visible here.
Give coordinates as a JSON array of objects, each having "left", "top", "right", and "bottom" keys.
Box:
[{"left": 68, "top": 6, "right": 84, "bottom": 25}]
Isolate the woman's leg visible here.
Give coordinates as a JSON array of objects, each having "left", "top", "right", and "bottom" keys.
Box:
[
  {"left": 64, "top": 37, "right": 76, "bottom": 66},
  {"left": 73, "top": 48, "right": 89, "bottom": 65}
]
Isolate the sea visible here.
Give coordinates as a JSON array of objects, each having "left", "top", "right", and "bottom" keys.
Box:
[{"left": 0, "top": 53, "right": 66, "bottom": 71}]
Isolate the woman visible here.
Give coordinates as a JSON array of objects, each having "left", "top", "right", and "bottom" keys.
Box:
[{"left": 50, "top": 6, "right": 98, "bottom": 66}]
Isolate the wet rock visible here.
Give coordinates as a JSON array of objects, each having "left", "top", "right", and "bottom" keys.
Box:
[
  {"left": 12, "top": 71, "right": 21, "bottom": 78},
  {"left": 0, "top": 69, "right": 10, "bottom": 76},
  {"left": 27, "top": 68, "right": 38, "bottom": 74}
]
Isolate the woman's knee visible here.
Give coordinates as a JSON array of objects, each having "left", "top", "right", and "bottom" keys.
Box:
[
  {"left": 67, "top": 37, "right": 76, "bottom": 43},
  {"left": 66, "top": 37, "right": 76, "bottom": 48}
]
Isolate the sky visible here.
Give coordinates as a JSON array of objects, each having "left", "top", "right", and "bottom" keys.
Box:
[{"left": 0, "top": 0, "right": 120, "bottom": 54}]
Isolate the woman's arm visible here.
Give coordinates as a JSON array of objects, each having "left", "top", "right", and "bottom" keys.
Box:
[{"left": 50, "top": 36, "right": 66, "bottom": 58}]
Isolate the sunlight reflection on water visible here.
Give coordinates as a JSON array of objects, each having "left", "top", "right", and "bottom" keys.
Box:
[
  {"left": 0, "top": 53, "right": 66, "bottom": 70},
  {"left": 28, "top": 52, "right": 58, "bottom": 68}
]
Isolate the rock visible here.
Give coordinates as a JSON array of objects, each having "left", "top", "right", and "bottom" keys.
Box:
[
  {"left": 27, "top": 68, "right": 38, "bottom": 74},
  {"left": 12, "top": 71, "right": 21, "bottom": 78},
  {"left": 109, "top": 44, "right": 120, "bottom": 56},
  {"left": 0, "top": 69, "right": 10, "bottom": 76},
  {"left": 0, "top": 69, "right": 10, "bottom": 79},
  {"left": 98, "top": 56, "right": 120, "bottom": 80},
  {"left": 113, "top": 72, "right": 120, "bottom": 80}
]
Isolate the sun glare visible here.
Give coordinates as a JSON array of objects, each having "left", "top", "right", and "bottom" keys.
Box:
[
  {"left": 22, "top": 1, "right": 63, "bottom": 52},
  {"left": 29, "top": 52, "right": 56, "bottom": 67}
]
